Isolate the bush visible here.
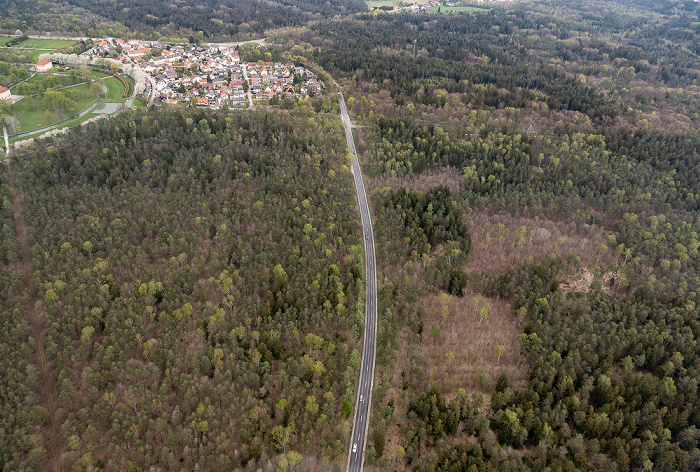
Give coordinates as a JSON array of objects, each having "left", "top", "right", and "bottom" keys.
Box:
[{"left": 5, "top": 35, "right": 28, "bottom": 47}]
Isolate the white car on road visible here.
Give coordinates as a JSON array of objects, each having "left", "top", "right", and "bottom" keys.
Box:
[{"left": 352, "top": 443, "right": 357, "bottom": 453}]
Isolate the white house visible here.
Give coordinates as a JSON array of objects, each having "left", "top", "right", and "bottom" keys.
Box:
[
  {"left": 0, "top": 85, "right": 10, "bottom": 100},
  {"left": 36, "top": 59, "right": 52, "bottom": 72}
]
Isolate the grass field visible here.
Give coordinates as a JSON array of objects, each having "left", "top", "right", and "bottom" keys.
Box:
[
  {"left": 10, "top": 73, "right": 87, "bottom": 94},
  {"left": 10, "top": 74, "right": 42, "bottom": 94},
  {"left": 14, "top": 38, "right": 76, "bottom": 49},
  {"left": 10, "top": 73, "right": 59, "bottom": 93},
  {"left": 425, "top": 5, "right": 489, "bottom": 11},
  {"left": 2, "top": 49, "right": 47, "bottom": 62},
  {"left": 132, "top": 96, "right": 147, "bottom": 108},
  {"left": 9, "top": 111, "right": 100, "bottom": 145},
  {"left": 1, "top": 37, "right": 76, "bottom": 62},
  {"left": 102, "top": 76, "right": 126, "bottom": 100},
  {"left": 9, "top": 82, "right": 99, "bottom": 135},
  {"left": 365, "top": 0, "right": 397, "bottom": 7}
]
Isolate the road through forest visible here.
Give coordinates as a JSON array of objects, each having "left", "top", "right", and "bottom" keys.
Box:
[{"left": 338, "top": 89, "right": 378, "bottom": 472}]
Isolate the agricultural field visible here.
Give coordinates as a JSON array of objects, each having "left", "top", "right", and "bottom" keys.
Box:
[
  {"left": 1, "top": 37, "right": 77, "bottom": 62},
  {"left": 365, "top": 0, "right": 397, "bottom": 7},
  {"left": 430, "top": 5, "right": 490, "bottom": 12},
  {"left": 12, "top": 38, "right": 76, "bottom": 49}
]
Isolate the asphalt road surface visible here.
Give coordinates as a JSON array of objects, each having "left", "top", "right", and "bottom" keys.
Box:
[
  {"left": 339, "top": 92, "right": 377, "bottom": 472},
  {"left": 242, "top": 64, "right": 255, "bottom": 108}
]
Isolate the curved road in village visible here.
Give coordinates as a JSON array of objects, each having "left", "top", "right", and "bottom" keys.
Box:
[
  {"left": 241, "top": 64, "right": 255, "bottom": 108},
  {"left": 339, "top": 89, "right": 378, "bottom": 472}
]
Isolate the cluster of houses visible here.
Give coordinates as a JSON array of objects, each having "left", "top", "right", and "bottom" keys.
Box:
[
  {"left": 143, "top": 43, "right": 244, "bottom": 106},
  {"left": 406, "top": 1, "right": 440, "bottom": 11},
  {"left": 81, "top": 39, "right": 156, "bottom": 62},
  {"left": 370, "top": 0, "right": 439, "bottom": 11},
  {"left": 138, "top": 43, "right": 321, "bottom": 107},
  {"left": 78, "top": 39, "right": 325, "bottom": 108},
  {"left": 246, "top": 62, "right": 322, "bottom": 102},
  {"left": 81, "top": 39, "right": 117, "bottom": 58}
]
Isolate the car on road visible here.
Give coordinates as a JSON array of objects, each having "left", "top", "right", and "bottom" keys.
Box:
[
  {"left": 352, "top": 443, "right": 357, "bottom": 453},
  {"left": 360, "top": 394, "right": 363, "bottom": 403},
  {"left": 365, "top": 235, "right": 368, "bottom": 240}
]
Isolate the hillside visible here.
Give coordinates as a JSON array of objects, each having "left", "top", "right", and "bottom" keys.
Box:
[{"left": 0, "top": 0, "right": 367, "bottom": 41}]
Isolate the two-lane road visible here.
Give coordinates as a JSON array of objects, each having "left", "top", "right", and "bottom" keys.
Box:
[{"left": 339, "top": 91, "right": 378, "bottom": 472}]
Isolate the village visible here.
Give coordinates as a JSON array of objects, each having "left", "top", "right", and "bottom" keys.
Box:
[
  {"left": 0, "top": 35, "right": 325, "bottom": 141},
  {"left": 367, "top": 0, "right": 493, "bottom": 13},
  {"left": 81, "top": 39, "right": 323, "bottom": 108}
]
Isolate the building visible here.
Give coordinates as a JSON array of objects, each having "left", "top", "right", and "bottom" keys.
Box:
[
  {"left": 0, "top": 85, "right": 10, "bottom": 100},
  {"left": 36, "top": 59, "right": 52, "bottom": 72}
]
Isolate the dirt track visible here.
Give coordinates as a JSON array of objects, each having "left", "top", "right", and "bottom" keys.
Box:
[{"left": 5, "top": 145, "right": 63, "bottom": 472}]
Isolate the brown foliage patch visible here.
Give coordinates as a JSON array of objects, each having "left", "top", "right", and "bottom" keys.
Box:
[
  {"left": 417, "top": 291, "right": 528, "bottom": 396},
  {"left": 376, "top": 288, "right": 527, "bottom": 469},
  {"left": 367, "top": 167, "right": 463, "bottom": 196},
  {"left": 464, "top": 211, "right": 612, "bottom": 274},
  {"left": 559, "top": 268, "right": 595, "bottom": 294}
]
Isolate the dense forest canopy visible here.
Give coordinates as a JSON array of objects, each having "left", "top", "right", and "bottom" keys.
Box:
[
  {"left": 272, "top": 1, "right": 700, "bottom": 470},
  {"left": 2, "top": 108, "right": 365, "bottom": 470},
  {"left": 1, "top": 0, "right": 367, "bottom": 40},
  {"left": 2, "top": 0, "right": 700, "bottom": 471}
]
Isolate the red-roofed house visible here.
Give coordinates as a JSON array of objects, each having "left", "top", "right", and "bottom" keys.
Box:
[
  {"left": 0, "top": 85, "right": 10, "bottom": 100},
  {"left": 36, "top": 59, "right": 52, "bottom": 72},
  {"left": 129, "top": 48, "right": 150, "bottom": 58}
]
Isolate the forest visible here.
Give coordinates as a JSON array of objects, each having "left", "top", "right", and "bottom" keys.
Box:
[
  {"left": 1, "top": 107, "right": 365, "bottom": 470},
  {"left": 272, "top": 0, "right": 700, "bottom": 470},
  {"left": 2, "top": 0, "right": 700, "bottom": 471},
  {"left": 0, "top": 0, "right": 366, "bottom": 41}
]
